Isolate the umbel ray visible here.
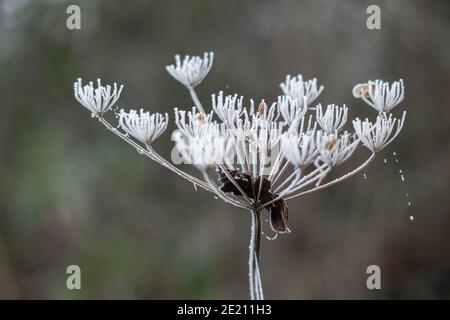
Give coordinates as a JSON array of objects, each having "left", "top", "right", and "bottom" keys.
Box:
[{"left": 73, "top": 51, "right": 406, "bottom": 300}]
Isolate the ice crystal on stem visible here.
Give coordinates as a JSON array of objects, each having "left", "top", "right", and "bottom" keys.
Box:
[{"left": 73, "top": 51, "right": 407, "bottom": 300}]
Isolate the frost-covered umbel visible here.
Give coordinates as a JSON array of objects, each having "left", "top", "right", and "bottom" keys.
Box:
[
  {"left": 353, "top": 79, "right": 405, "bottom": 113},
  {"left": 280, "top": 74, "right": 324, "bottom": 109},
  {"left": 166, "top": 52, "right": 214, "bottom": 89},
  {"left": 74, "top": 78, "right": 123, "bottom": 115},
  {"left": 353, "top": 111, "right": 406, "bottom": 153},
  {"left": 73, "top": 51, "right": 407, "bottom": 301},
  {"left": 316, "top": 104, "right": 348, "bottom": 134},
  {"left": 118, "top": 109, "right": 168, "bottom": 145}
]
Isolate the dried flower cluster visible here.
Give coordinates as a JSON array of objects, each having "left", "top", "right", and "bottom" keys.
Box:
[{"left": 73, "top": 51, "right": 406, "bottom": 300}]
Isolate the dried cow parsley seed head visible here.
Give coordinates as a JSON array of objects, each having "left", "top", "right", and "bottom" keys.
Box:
[
  {"left": 278, "top": 95, "right": 307, "bottom": 125},
  {"left": 174, "top": 107, "right": 214, "bottom": 137},
  {"left": 317, "top": 132, "right": 359, "bottom": 167},
  {"left": 354, "top": 79, "right": 405, "bottom": 113},
  {"left": 352, "top": 83, "right": 370, "bottom": 98},
  {"left": 73, "top": 51, "right": 408, "bottom": 301},
  {"left": 315, "top": 104, "right": 348, "bottom": 134},
  {"left": 74, "top": 78, "right": 123, "bottom": 116},
  {"left": 165, "top": 52, "right": 214, "bottom": 88},
  {"left": 280, "top": 129, "right": 319, "bottom": 168},
  {"left": 258, "top": 100, "right": 267, "bottom": 114},
  {"left": 212, "top": 91, "right": 244, "bottom": 124},
  {"left": 353, "top": 111, "right": 406, "bottom": 153},
  {"left": 118, "top": 109, "right": 168, "bottom": 145},
  {"left": 174, "top": 123, "right": 234, "bottom": 170},
  {"left": 280, "top": 74, "right": 324, "bottom": 110}
]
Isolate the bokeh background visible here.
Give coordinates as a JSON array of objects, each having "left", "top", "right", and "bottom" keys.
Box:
[{"left": 0, "top": 0, "right": 449, "bottom": 299}]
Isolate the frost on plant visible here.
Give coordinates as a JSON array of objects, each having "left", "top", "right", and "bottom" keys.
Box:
[{"left": 73, "top": 51, "right": 407, "bottom": 300}]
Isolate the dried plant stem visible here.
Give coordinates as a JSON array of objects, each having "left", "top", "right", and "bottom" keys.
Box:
[
  {"left": 271, "top": 160, "right": 290, "bottom": 189},
  {"left": 98, "top": 116, "right": 214, "bottom": 191},
  {"left": 189, "top": 87, "right": 205, "bottom": 113},
  {"left": 249, "top": 210, "right": 264, "bottom": 300},
  {"left": 286, "top": 152, "right": 376, "bottom": 200},
  {"left": 248, "top": 213, "right": 255, "bottom": 300},
  {"left": 145, "top": 144, "right": 212, "bottom": 190}
]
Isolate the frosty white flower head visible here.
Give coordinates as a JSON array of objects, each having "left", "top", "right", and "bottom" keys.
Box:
[
  {"left": 280, "top": 75, "right": 324, "bottom": 109},
  {"left": 74, "top": 78, "right": 123, "bottom": 116},
  {"left": 353, "top": 111, "right": 406, "bottom": 153},
  {"left": 212, "top": 91, "right": 243, "bottom": 124},
  {"left": 166, "top": 52, "right": 214, "bottom": 88},
  {"left": 118, "top": 109, "right": 168, "bottom": 145},
  {"left": 281, "top": 129, "right": 318, "bottom": 168},
  {"left": 249, "top": 121, "right": 284, "bottom": 154},
  {"left": 317, "top": 132, "right": 359, "bottom": 167},
  {"left": 228, "top": 110, "right": 258, "bottom": 140},
  {"left": 353, "top": 79, "right": 405, "bottom": 113},
  {"left": 174, "top": 107, "right": 214, "bottom": 138},
  {"left": 174, "top": 124, "right": 234, "bottom": 170},
  {"left": 278, "top": 95, "right": 307, "bottom": 125},
  {"left": 316, "top": 104, "right": 348, "bottom": 134}
]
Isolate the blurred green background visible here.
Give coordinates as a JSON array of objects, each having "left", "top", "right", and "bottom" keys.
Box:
[{"left": 0, "top": 0, "right": 449, "bottom": 299}]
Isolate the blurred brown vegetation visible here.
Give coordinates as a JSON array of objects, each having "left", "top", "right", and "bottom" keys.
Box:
[{"left": 0, "top": 0, "right": 449, "bottom": 299}]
